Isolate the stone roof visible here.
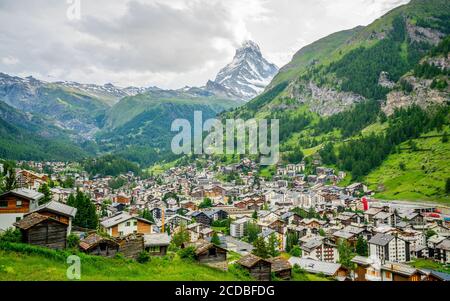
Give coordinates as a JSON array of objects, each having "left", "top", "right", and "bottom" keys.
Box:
[
  {"left": 369, "top": 233, "right": 394, "bottom": 246},
  {"left": 144, "top": 233, "right": 171, "bottom": 247},
  {"left": 289, "top": 257, "right": 342, "bottom": 276},
  {"left": 436, "top": 239, "right": 450, "bottom": 251},
  {"left": 79, "top": 233, "right": 118, "bottom": 251},
  {"left": 267, "top": 257, "right": 292, "bottom": 272},
  {"left": 237, "top": 254, "right": 270, "bottom": 268},
  {"left": 31, "top": 200, "right": 77, "bottom": 218},
  {"left": 14, "top": 212, "right": 65, "bottom": 230},
  {"left": 0, "top": 188, "right": 44, "bottom": 201}
]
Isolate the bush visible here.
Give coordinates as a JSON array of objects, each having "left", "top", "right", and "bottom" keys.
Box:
[
  {"left": 66, "top": 234, "right": 80, "bottom": 250},
  {"left": 228, "top": 263, "right": 251, "bottom": 279},
  {"left": 290, "top": 246, "right": 302, "bottom": 257},
  {"left": 293, "top": 264, "right": 305, "bottom": 274},
  {"left": 177, "top": 246, "right": 196, "bottom": 261},
  {"left": 137, "top": 251, "right": 151, "bottom": 264},
  {"left": 0, "top": 228, "right": 22, "bottom": 243}
]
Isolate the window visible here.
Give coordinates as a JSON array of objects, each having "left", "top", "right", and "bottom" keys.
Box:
[
  {"left": 148, "top": 246, "right": 159, "bottom": 253},
  {"left": 0, "top": 200, "right": 8, "bottom": 208},
  {"left": 134, "top": 221, "right": 138, "bottom": 226},
  {"left": 16, "top": 200, "right": 23, "bottom": 208},
  {"left": 126, "top": 222, "right": 131, "bottom": 227},
  {"left": 119, "top": 231, "right": 124, "bottom": 236}
]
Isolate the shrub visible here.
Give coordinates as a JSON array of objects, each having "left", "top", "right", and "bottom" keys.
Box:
[
  {"left": 178, "top": 246, "right": 196, "bottom": 261},
  {"left": 228, "top": 263, "right": 250, "bottom": 279},
  {"left": 137, "top": 251, "right": 151, "bottom": 264},
  {"left": 290, "top": 246, "right": 302, "bottom": 257},
  {"left": 293, "top": 264, "right": 305, "bottom": 274},
  {"left": 66, "top": 234, "right": 80, "bottom": 250},
  {"left": 0, "top": 228, "right": 22, "bottom": 243}
]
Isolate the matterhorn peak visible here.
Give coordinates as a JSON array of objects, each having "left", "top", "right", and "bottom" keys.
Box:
[
  {"left": 209, "top": 40, "right": 279, "bottom": 101},
  {"left": 240, "top": 40, "right": 261, "bottom": 52}
]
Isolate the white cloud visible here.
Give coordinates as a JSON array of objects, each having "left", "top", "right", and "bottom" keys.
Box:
[
  {"left": 0, "top": 0, "right": 410, "bottom": 88},
  {"left": 1, "top": 56, "right": 19, "bottom": 65}
]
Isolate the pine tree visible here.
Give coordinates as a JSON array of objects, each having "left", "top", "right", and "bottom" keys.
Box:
[
  {"left": 338, "top": 239, "right": 355, "bottom": 270},
  {"left": 211, "top": 232, "right": 221, "bottom": 246},
  {"left": 355, "top": 236, "right": 368, "bottom": 256},
  {"left": 38, "top": 183, "right": 52, "bottom": 205},
  {"left": 252, "top": 237, "right": 269, "bottom": 259},
  {"left": 267, "top": 233, "right": 280, "bottom": 258},
  {"left": 69, "top": 191, "right": 98, "bottom": 230},
  {"left": 2, "top": 165, "right": 17, "bottom": 192},
  {"left": 141, "top": 209, "right": 155, "bottom": 223}
]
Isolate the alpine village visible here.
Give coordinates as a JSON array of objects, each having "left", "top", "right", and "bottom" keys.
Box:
[{"left": 0, "top": 0, "right": 449, "bottom": 282}]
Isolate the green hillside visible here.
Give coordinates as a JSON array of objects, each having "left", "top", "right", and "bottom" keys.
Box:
[
  {"left": 97, "top": 92, "right": 243, "bottom": 166},
  {"left": 0, "top": 249, "right": 249, "bottom": 281},
  {"left": 0, "top": 101, "right": 90, "bottom": 161},
  {"left": 365, "top": 128, "right": 450, "bottom": 204},
  {"left": 0, "top": 243, "right": 328, "bottom": 281},
  {"left": 270, "top": 26, "right": 363, "bottom": 87}
]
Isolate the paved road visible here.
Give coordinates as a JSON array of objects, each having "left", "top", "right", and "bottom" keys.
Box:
[{"left": 219, "top": 235, "right": 254, "bottom": 255}]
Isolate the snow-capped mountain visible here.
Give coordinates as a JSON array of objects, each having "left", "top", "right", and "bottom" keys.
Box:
[
  {"left": 208, "top": 40, "right": 279, "bottom": 101},
  {"left": 54, "top": 81, "right": 159, "bottom": 105}
]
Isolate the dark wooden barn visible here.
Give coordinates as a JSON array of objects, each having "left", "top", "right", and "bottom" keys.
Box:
[
  {"left": 183, "top": 239, "right": 227, "bottom": 264},
  {"left": 79, "top": 233, "right": 119, "bottom": 257},
  {"left": 268, "top": 257, "right": 292, "bottom": 280},
  {"left": 14, "top": 212, "right": 68, "bottom": 250},
  {"left": 116, "top": 233, "right": 144, "bottom": 259},
  {"left": 237, "top": 254, "right": 272, "bottom": 281}
]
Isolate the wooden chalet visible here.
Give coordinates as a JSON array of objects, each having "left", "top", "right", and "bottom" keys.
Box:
[
  {"left": 192, "top": 211, "right": 213, "bottom": 226},
  {"left": 28, "top": 201, "right": 77, "bottom": 235},
  {"left": 237, "top": 254, "right": 272, "bottom": 281},
  {"left": 268, "top": 257, "right": 292, "bottom": 280},
  {"left": 144, "top": 233, "right": 171, "bottom": 256},
  {"left": 183, "top": 239, "right": 227, "bottom": 264},
  {"left": 116, "top": 233, "right": 145, "bottom": 259},
  {"left": 100, "top": 212, "right": 154, "bottom": 238},
  {"left": 14, "top": 212, "right": 68, "bottom": 250},
  {"left": 16, "top": 170, "right": 48, "bottom": 189},
  {"left": 0, "top": 188, "right": 43, "bottom": 232},
  {"left": 79, "top": 233, "right": 119, "bottom": 257}
]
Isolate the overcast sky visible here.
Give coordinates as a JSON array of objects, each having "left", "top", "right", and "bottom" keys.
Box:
[{"left": 0, "top": 0, "right": 409, "bottom": 89}]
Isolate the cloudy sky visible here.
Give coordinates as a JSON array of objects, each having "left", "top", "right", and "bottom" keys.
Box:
[{"left": 0, "top": 0, "right": 409, "bottom": 89}]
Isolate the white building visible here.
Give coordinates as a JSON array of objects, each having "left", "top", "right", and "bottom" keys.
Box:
[
  {"left": 230, "top": 217, "right": 252, "bottom": 238},
  {"left": 100, "top": 212, "right": 153, "bottom": 237},
  {"left": 369, "top": 233, "right": 410, "bottom": 263}
]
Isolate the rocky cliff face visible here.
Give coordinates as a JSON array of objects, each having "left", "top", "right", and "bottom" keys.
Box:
[
  {"left": 383, "top": 54, "right": 449, "bottom": 115},
  {"left": 285, "top": 80, "right": 365, "bottom": 116}
]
